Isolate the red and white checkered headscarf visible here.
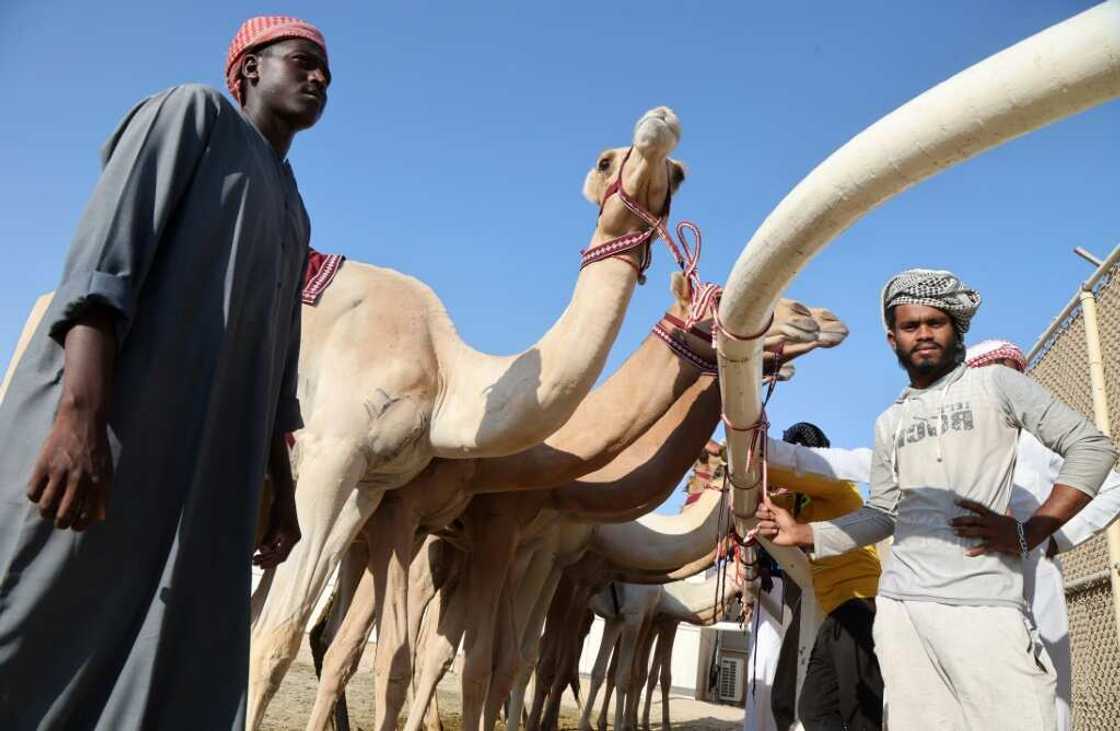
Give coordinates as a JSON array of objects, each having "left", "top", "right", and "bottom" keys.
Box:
[
  {"left": 966, "top": 339, "right": 1027, "bottom": 372},
  {"left": 226, "top": 16, "right": 327, "bottom": 104}
]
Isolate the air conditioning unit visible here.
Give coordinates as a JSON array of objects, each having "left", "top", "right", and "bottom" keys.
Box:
[{"left": 717, "top": 655, "right": 745, "bottom": 704}]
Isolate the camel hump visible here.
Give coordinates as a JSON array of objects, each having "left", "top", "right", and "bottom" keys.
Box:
[{"left": 319, "top": 259, "right": 449, "bottom": 319}]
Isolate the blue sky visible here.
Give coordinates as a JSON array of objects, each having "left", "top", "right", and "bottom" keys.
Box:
[{"left": 1, "top": 2, "right": 1116, "bottom": 514}]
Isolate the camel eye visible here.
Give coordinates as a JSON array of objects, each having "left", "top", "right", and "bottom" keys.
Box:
[{"left": 597, "top": 158, "right": 611, "bottom": 172}]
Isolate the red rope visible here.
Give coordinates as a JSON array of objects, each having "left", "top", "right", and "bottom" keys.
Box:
[{"left": 725, "top": 368, "right": 782, "bottom": 533}]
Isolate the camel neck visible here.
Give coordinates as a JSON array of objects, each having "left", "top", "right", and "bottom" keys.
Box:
[{"left": 429, "top": 256, "right": 638, "bottom": 458}]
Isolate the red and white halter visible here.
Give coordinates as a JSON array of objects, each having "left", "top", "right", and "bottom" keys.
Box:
[{"left": 578, "top": 148, "right": 772, "bottom": 341}]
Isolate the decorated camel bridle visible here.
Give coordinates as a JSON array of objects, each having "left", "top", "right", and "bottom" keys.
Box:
[
  {"left": 582, "top": 147, "right": 782, "bottom": 526},
  {"left": 583, "top": 148, "right": 782, "bottom": 379}
]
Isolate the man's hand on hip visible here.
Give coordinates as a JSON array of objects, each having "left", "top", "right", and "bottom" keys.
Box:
[{"left": 951, "top": 499, "right": 1023, "bottom": 557}]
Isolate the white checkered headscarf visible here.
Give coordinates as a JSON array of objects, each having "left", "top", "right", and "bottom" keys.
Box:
[{"left": 881, "top": 268, "right": 982, "bottom": 334}]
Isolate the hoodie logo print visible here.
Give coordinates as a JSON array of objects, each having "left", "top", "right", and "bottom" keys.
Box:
[{"left": 896, "top": 403, "right": 974, "bottom": 447}]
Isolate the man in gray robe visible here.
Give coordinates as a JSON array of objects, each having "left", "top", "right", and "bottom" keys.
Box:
[{"left": 0, "top": 16, "right": 330, "bottom": 729}]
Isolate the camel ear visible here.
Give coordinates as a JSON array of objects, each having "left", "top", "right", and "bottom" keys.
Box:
[
  {"left": 668, "top": 160, "right": 687, "bottom": 194},
  {"left": 669, "top": 271, "right": 692, "bottom": 306},
  {"left": 582, "top": 169, "right": 601, "bottom": 206}
]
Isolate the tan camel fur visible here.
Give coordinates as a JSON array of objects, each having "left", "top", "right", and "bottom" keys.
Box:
[
  {"left": 640, "top": 619, "right": 678, "bottom": 731},
  {"left": 301, "top": 283, "right": 724, "bottom": 731},
  {"left": 298, "top": 290, "right": 843, "bottom": 731},
  {"left": 401, "top": 415, "right": 728, "bottom": 731},
  {"left": 0, "top": 293, "right": 54, "bottom": 406},
  {"left": 245, "top": 105, "right": 691, "bottom": 728},
  {"left": 529, "top": 488, "right": 740, "bottom": 731},
  {"left": 486, "top": 456, "right": 738, "bottom": 731},
  {"left": 366, "top": 371, "right": 722, "bottom": 731},
  {"left": 473, "top": 388, "right": 742, "bottom": 731},
  {"left": 580, "top": 567, "right": 746, "bottom": 731}
]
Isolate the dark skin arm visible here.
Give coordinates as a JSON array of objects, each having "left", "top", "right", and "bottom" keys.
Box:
[
  {"left": 253, "top": 430, "right": 302, "bottom": 569},
  {"left": 754, "top": 493, "right": 815, "bottom": 549},
  {"left": 27, "top": 305, "right": 116, "bottom": 531},
  {"left": 27, "top": 302, "right": 303, "bottom": 571},
  {"left": 951, "top": 484, "right": 1092, "bottom": 557}
]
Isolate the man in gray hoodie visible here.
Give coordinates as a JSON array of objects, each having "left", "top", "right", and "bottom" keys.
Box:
[{"left": 755, "top": 268, "right": 1117, "bottom": 730}]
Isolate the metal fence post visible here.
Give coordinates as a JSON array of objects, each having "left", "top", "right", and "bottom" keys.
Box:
[{"left": 1077, "top": 286, "right": 1120, "bottom": 646}]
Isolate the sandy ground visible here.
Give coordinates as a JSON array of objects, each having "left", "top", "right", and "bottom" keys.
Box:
[{"left": 261, "top": 645, "right": 743, "bottom": 731}]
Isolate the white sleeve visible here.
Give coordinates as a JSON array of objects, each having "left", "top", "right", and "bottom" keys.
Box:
[
  {"left": 808, "top": 417, "right": 896, "bottom": 557},
  {"left": 1052, "top": 469, "right": 1120, "bottom": 553},
  {"left": 765, "top": 438, "right": 872, "bottom": 484}
]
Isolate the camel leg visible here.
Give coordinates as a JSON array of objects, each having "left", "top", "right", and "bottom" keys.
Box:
[
  {"left": 248, "top": 440, "right": 375, "bottom": 730},
  {"left": 579, "top": 618, "right": 623, "bottom": 731},
  {"left": 423, "top": 695, "right": 444, "bottom": 731},
  {"left": 416, "top": 542, "right": 456, "bottom": 731},
  {"left": 459, "top": 503, "right": 517, "bottom": 731},
  {"left": 625, "top": 619, "right": 656, "bottom": 731},
  {"left": 527, "top": 585, "right": 570, "bottom": 731},
  {"left": 541, "top": 588, "right": 593, "bottom": 731},
  {"left": 597, "top": 641, "right": 620, "bottom": 731},
  {"left": 308, "top": 540, "right": 369, "bottom": 731},
  {"left": 535, "top": 584, "right": 578, "bottom": 731},
  {"left": 641, "top": 633, "right": 661, "bottom": 731},
  {"left": 509, "top": 661, "right": 535, "bottom": 731},
  {"left": 407, "top": 538, "right": 446, "bottom": 731},
  {"left": 658, "top": 624, "right": 678, "bottom": 731},
  {"left": 482, "top": 576, "right": 519, "bottom": 731},
  {"left": 526, "top": 659, "right": 552, "bottom": 731},
  {"left": 569, "top": 609, "right": 596, "bottom": 708},
  {"left": 308, "top": 541, "right": 368, "bottom": 671},
  {"left": 362, "top": 496, "right": 421, "bottom": 731},
  {"left": 408, "top": 537, "right": 444, "bottom": 673},
  {"left": 402, "top": 552, "right": 467, "bottom": 731},
  {"left": 611, "top": 619, "right": 642, "bottom": 731},
  {"left": 507, "top": 560, "right": 564, "bottom": 731},
  {"left": 306, "top": 506, "right": 408, "bottom": 731},
  {"left": 483, "top": 543, "right": 545, "bottom": 731}
]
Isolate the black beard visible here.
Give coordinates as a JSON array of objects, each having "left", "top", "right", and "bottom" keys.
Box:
[{"left": 895, "top": 337, "right": 965, "bottom": 380}]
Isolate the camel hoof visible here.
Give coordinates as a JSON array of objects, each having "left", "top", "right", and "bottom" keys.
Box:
[{"left": 634, "top": 107, "right": 681, "bottom": 156}]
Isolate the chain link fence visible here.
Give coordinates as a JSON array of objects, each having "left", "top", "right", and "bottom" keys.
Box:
[{"left": 1027, "top": 246, "right": 1120, "bottom": 729}]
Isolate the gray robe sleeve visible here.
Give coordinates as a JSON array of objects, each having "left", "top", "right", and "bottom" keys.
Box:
[
  {"left": 991, "top": 366, "right": 1118, "bottom": 497},
  {"left": 274, "top": 286, "right": 304, "bottom": 434},
  {"left": 48, "top": 85, "right": 219, "bottom": 346},
  {"left": 810, "top": 414, "right": 898, "bottom": 556}
]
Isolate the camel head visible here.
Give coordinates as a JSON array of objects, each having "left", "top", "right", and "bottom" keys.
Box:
[
  {"left": 762, "top": 301, "right": 850, "bottom": 374},
  {"left": 582, "top": 107, "right": 687, "bottom": 242},
  {"left": 684, "top": 440, "right": 725, "bottom": 496},
  {"left": 808, "top": 306, "right": 849, "bottom": 348}
]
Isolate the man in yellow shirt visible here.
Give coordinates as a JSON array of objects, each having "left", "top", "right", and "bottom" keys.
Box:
[{"left": 768, "top": 423, "right": 883, "bottom": 731}]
